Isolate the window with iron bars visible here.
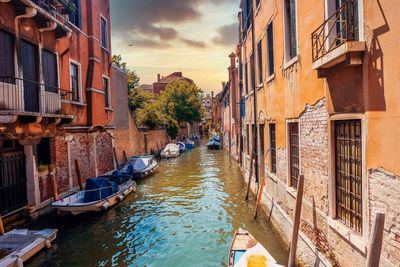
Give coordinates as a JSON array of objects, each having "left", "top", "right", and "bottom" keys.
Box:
[
  {"left": 288, "top": 122, "right": 299, "bottom": 189},
  {"left": 335, "top": 120, "right": 362, "bottom": 234}
]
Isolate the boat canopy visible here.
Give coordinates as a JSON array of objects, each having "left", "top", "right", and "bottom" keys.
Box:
[{"left": 84, "top": 178, "right": 118, "bottom": 203}]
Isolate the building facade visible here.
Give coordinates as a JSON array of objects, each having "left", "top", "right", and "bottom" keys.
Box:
[
  {"left": 152, "top": 72, "right": 193, "bottom": 95},
  {"left": 0, "top": 0, "right": 114, "bottom": 220},
  {"left": 235, "top": 0, "right": 400, "bottom": 266}
]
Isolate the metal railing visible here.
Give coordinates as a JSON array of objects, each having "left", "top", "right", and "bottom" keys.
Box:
[
  {"left": 0, "top": 76, "right": 71, "bottom": 114},
  {"left": 30, "top": 0, "right": 78, "bottom": 27},
  {"left": 311, "top": 0, "right": 357, "bottom": 62}
]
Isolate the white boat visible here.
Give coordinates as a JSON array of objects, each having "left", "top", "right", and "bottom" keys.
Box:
[
  {"left": 160, "top": 144, "right": 181, "bottom": 158},
  {"left": 0, "top": 229, "right": 57, "bottom": 267},
  {"left": 228, "top": 228, "right": 284, "bottom": 267},
  {"left": 52, "top": 175, "right": 136, "bottom": 215}
]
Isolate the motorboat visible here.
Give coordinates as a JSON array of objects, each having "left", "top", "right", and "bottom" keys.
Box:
[
  {"left": 176, "top": 142, "right": 186, "bottom": 153},
  {"left": 160, "top": 144, "right": 181, "bottom": 158},
  {"left": 184, "top": 140, "right": 195, "bottom": 149},
  {"left": 52, "top": 174, "right": 136, "bottom": 215},
  {"left": 0, "top": 229, "right": 57, "bottom": 267},
  {"left": 228, "top": 228, "right": 284, "bottom": 267},
  {"left": 117, "top": 155, "right": 158, "bottom": 180},
  {"left": 207, "top": 139, "right": 221, "bottom": 150}
]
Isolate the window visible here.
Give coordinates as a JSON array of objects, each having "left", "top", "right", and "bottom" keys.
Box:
[
  {"left": 250, "top": 53, "right": 255, "bottom": 91},
  {"left": 269, "top": 124, "right": 277, "bottom": 173},
  {"left": 246, "top": 124, "right": 250, "bottom": 154},
  {"left": 70, "top": 62, "right": 81, "bottom": 102},
  {"left": 37, "top": 138, "right": 52, "bottom": 168},
  {"left": 335, "top": 120, "right": 362, "bottom": 233},
  {"left": 0, "top": 30, "right": 15, "bottom": 83},
  {"left": 103, "top": 77, "right": 110, "bottom": 108},
  {"left": 244, "top": 62, "right": 248, "bottom": 94},
  {"left": 284, "top": 0, "right": 298, "bottom": 61},
  {"left": 288, "top": 122, "right": 299, "bottom": 189},
  {"left": 42, "top": 50, "right": 58, "bottom": 93},
  {"left": 257, "top": 40, "right": 263, "bottom": 85},
  {"left": 100, "top": 16, "right": 108, "bottom": 49},
  {"left": 266, "top": 22, "right": 275, "bottom": 77},
  {"left": 68, "top": 0, "right": 82, "bottom": 29}
]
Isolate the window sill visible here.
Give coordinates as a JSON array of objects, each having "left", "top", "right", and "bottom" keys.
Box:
[
  {"left": 327, "top": 217, "right": 367, "bottom": 253},
  {"left": 65, "top": 100, "right": 87, "bottom": 107},
  {"left": 267, "top": 171, "right": 278, "bottom": 183},
  {"left": 257, "top": 83, "right": 264, "bottom": 91},
  {"left": 101, "top": 46, "right": 111, "bottom": 54},
  {"left": 266, "top": 73, "right": 275, "bottom": 84},
  {"left": 283, "top": 55, "right": 299, "bottom": 70},
  {"left": 255, "top": 4, "right": 261, "bottom": 17},
  {"left": 286, "top": 186, "right": 297, "bottom": 198}
]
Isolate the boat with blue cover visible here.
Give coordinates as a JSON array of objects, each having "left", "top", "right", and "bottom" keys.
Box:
[
  {"left": 176, "top": 142, "right": 186, "bottom": 153},
  {"left": 116, "top": 155, "right": 158, "bottom": 180},
  {"left": 207, "top": 134, "right": 221, "bottom": 150},
  {"left": 184, "top": 140, "right": 196, "bottom": 149},
  {"left": 52, "top": 174, "right": 136, "bottom": 215}
]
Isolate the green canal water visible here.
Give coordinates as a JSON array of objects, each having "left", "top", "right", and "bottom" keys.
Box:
[{"left": 27, "top": 142, "right": 288, "bottom": 267}]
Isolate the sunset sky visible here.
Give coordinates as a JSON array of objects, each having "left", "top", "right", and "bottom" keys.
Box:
[{"left": 110, "top": 0, "right": 240, "bottom": 93}]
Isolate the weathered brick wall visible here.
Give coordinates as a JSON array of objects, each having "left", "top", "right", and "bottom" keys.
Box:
[
  {"left": 95, "top": 132, "right": 114, "bottom": 175},
  {"left": 54, "top": 136, "right": 69, "bottom": 193},
  {"left": 369, "top": 167, "right": 400, "bottom": 266},
  {"left": 299, "top": 99, "right": 329, "bottom": 213}
]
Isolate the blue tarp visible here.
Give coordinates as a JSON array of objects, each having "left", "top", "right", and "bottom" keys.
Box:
[
  {"left": 211, "top": 135, "right": 220, "bottom": 142},
  {"left": 207, "top": 140, "right": 221, "bottom": 147},
  {"left": 84, "top": 178, "right": 118, "bottom": 203}
]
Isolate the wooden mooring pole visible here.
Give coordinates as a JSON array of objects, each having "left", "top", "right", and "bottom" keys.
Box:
[
  {"left": 123, "top": 150, "right": 128, "bottom": 163},
  {"left": 48, "top": 166, "right": 59, "bottom": 201},
  {"left": 74, "top": 159, "right": 83, "bottom": 191},
  {"left": 113, "top": 147, "right": 119, "bottom": 168},
  {"left": 0, "top": 215, "right": 5, "bottom": 235},
  {"left": 288, "top": 174, "right": 305, "bottom": 267},
  {"left": 245, "top": 153, "right": 255, "bottom": 201},
  {"left": 254, "top": 175, "right": 266, "bottom": 219},
  {"left": 366, "top": 212, "right": 385, "bottom": 267}
]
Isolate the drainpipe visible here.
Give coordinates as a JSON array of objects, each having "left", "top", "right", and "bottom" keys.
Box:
[
  {"left": 15, "top": 7, "right": 37, "bottom": 111},
  {"left": 250, "top": 0, "right": 259, "bottom": 185}
]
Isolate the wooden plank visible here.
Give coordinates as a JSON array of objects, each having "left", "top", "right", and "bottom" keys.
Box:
[
  {"left": 288, "top": 174, "right": 305, "bottom": 267},
  {"left": 48, "top": 166, "right": 59, "bottom": 201},
  {"left": 245, "top": 153, "right": 255, "bottom": 201},
  {"left": 123, "top": 150, "right": 128, "bottom": 163},
  {"left": 0, "top": 215, "right": 4, "bottom": 235},
  {"left": 113, "top": 147, "right": 119, "bottom": 168},
  {"left": 366, "top": 212, "right": 385, "bottom": 267}
]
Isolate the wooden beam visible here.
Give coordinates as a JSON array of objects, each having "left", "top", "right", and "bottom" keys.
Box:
[
  {"left": 367, "top": 212, "right": 385, "bottom": 267},
  {"left": 288, "top": 175, "right": 305, "bottom": 267},
  {"left": 74, "top": 159, "right": 83, "bottom": 191},
  {"left": 113, "top": 147, "right": 119, "bottom": 168},
  {"left": 245, "top": 153, "right": 255, "bottom": 201}
]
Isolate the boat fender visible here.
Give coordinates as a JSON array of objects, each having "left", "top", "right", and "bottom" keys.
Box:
[
  {"left": 117, "top": 195, "right": 124, "bottom": 202},
  {"left": 45, "top": 239, "right": 52, "bottom": 249},
  {"left": 102, "top": 201, "right": 110, "bottom": 210},
  {"left": 129, "top": 186, "right": 133, "bottom": 191}
]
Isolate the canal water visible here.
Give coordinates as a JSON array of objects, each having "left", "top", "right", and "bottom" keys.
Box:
[{"left": 27, "top": 142, "right": 288, "bottom": 267}]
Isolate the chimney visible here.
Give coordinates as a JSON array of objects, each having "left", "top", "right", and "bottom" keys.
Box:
[
  {"left": 229, "top": 53, "right": 236, "bottom": 68},
  {"left": 157, "top": 74, "right": 161, "bottom": 82},
  {"left": 222, "top": 82, "right": 226, "bottom": 90}
]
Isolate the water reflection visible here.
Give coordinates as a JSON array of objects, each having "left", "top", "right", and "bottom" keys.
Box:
[{"left": 27, "top": 142, "right": 288, "bottom": 267}]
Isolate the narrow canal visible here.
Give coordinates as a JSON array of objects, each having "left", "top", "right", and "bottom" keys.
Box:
[{"left": 27, "top": 141, "right": 288, "bottom": 267}]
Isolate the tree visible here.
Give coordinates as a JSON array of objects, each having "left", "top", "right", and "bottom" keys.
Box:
[
  {"left": 129, "top": 89, "right": 154, "bottom": 112},
  {"left": 158, "top": 80, "right": 204, "bottom": 125},
  {"left": 136, "top": 102, "right": 164, "bottom": 129},
  {"left": 112, "top": 54, "right": 140, "bottom": 92}
]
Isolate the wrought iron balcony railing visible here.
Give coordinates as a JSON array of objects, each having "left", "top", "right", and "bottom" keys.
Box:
[
  {"left": 30, "top": 0, "right": 78, "bottom": 27},
  {"left": 0, "top": 76, "right": 71, "bottom": 115},
  {"left": 311, "top": 0, "right": 357, "bottom": 62}
]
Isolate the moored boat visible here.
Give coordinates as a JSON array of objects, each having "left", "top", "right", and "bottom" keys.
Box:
[
  {"left": 207, "top": 140, "right": 221, "bottom": 150},
  {"left": 160, "top": 144, "right": 181, "bottom": 158},
  {"left": 184, "top": 140, "right": 195, "bottom": 150},
  {"left": 228, "top": 228, "right": 283, "bottom": 267},
  {"left": 117, "top": 155, "right": 158, "bottom": 180},
  {"left": 176, "top": 142, "right": 186, "bottom": 153},
  {"left": 52, "top": 175, "right": 136, "bottom": 215},
  {"left": 0, "top": 229, "right": 57, "bottom": 267}
]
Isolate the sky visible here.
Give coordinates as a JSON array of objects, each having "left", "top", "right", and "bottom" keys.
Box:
[{"left": 110, "top": 0, "right": 241, "bottom": 94}]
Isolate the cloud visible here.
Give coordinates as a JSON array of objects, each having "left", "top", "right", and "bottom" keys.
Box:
[
  {"left": 212, "top": 23, "right": 238, "bottom": 47},
  {"left": 111, "top": 0, "right": 230, "bottom": 46},
  {"left": 127, "top": 38, "right": 171, "bottom": 49},
  {"left": 180, "top": 38, "right": 207, "bottom": 48}
]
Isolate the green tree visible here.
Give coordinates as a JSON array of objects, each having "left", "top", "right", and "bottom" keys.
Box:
[
  {"left": 129, "top": 89, "right": 154, "bottom": 112},
  {"left": 136, "top": 102, "right": 164, "bottom": 129},
  {"left": 158, "top": 80, "right": 204, "bottom": 125}
]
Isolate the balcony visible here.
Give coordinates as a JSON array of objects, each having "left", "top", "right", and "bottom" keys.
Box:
[
  {"left": 0, "top": 77, "right": 74, "bottom": 124},
  {"left": 311, "top": 0, "right": 365, "bottom": 74},
  {"left": 7, "top": 0, "right": 74, "bottom": 38}
]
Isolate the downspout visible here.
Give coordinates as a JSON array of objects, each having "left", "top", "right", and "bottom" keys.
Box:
[
  {"left": 250, "top": 0, "right": 259, "bottom": 185},
  {"left": 14, "top": 7, "right": 37, "bottom": 111},
  {"left": 85, "top": 0, "right": 94, "bottom": 126}
]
